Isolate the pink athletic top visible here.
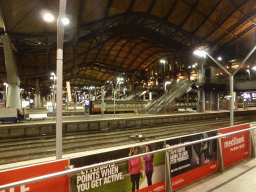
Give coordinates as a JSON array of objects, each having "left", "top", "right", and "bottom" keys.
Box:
[{"left": 129, "top": 158, "right": 142, "bottom": 175}]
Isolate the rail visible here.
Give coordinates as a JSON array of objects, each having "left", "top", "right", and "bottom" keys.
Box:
[{"left": 0, "top": 126, "right": 255, "bottom": 191}]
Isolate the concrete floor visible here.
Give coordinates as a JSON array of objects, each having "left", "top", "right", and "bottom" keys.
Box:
[{"left": 176, "top": 157, "right": 256, "bottom": 192}]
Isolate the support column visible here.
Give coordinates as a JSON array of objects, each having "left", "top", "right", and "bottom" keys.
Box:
[
  {"left": 149, "top": 92, "right": 152, "bottom": 100},
  {"left": 35, "top": 79, "right": 40, "bottom": 108},
  {"left": 210, "top": 66, "right": 218, "bottom": 83},
  {"left": 101, "top": 86, "right": 104, "bottom": 117},
  {"left": 66, "top": 81, "right": 71, "bottom": 103},
  {"left": 197, "top": 63, "right": 205, "bottom": 83},
  {"left": 209, "top": 91, "right": 218, "bottom": 111},
  {"left": 217, "top": 93, "right": 220, "bottom": 111},
  {"left": 3, "top": 90, "right": 6, "bottom": 100},
  {"left": 198, "top": 88, "right": 205, "bottom": 112},
  {"left": 2, "top": 34, "right": 21, "bottom": 109},
  {"left": 143, "top": 94, "right": 146, "bottom": 100}
]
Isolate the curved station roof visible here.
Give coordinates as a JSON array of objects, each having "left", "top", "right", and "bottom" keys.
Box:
[{"left": 0, "top": 0, "right": 256, "bottom": 90}]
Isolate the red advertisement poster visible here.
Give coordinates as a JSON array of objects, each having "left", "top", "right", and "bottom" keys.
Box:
[
  {"left": 0, "top": 159, "right": 69, "bottom": 192},
  {"left": 172, "top": 162, "right": 217, "bottom": 190},
  {"left": 218, "top": 124, "right": 250, "bottom": 168},
  {"left": 168, "top": 131, "right": 218, "bottom": 190}
]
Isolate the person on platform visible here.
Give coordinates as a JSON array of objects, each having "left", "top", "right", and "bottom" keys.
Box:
[
  {"left": 17, "top": 109, "right": 22, "bottom": 118},
  {"left": 143, "top": 145, "right": 154, "bottom": 186},
  {"left": 129, "top": 146, "right": 142, "bottom": 192}
]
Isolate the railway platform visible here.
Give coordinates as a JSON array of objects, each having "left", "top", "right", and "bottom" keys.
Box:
[
  {"left": 176, "top": 157, "right": 256, "bottom": 192},
  {"left": 1, "top": 109, "right": 255, "bottom": 139}
]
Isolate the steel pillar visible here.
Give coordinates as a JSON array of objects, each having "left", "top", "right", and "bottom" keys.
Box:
[{"left": 2, "top": 34, "right": 21, "bottom": 109}]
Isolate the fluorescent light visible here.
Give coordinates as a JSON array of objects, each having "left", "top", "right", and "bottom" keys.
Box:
[{"left": 44, "top": 13, "right": 54, "bottom": 22}]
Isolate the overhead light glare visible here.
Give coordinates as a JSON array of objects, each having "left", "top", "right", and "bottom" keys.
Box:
[
  {"left": 44, "top": 13, "right": 54, "bottom": 22},
  {"left": 160, "top": 60, "right": 166, "bottom": 64},
  {"left": 252, "top": 66, "right": 256, "bottom": 71},
  {"left": 217, "top": 56, "right": 222, "bottom": 61},
  {"left": 193, "top": 50, "right": 206, "bottom": 58},
  {"left": 62, "top": 18, "right": 70, "bottom": 25}
]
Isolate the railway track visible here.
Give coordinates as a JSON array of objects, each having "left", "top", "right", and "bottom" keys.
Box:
[{"left": 0, "top": 115, "right": 255, "bottom": 165}]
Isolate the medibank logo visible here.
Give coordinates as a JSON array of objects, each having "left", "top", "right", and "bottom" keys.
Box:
[{"left": 224, "top": 135, "right": 245, "bottom": 148}]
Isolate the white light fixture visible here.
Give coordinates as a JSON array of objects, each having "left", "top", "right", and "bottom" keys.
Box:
[
  {"left": 193, "top": 50, "right": 206, "bottom": 58},
  {"left": 62, "top": 18, "right": 70, "bottom": 25},
  {"left": 217, "top": 56, "right": 222, "bottom": 61},
  {"left": 44, "top": 13, "right": 54, "bottom": 22},
  {"left": 252, "top": 66, "right": 256, "bottom": 71},
  {"left": 160, "top": 60, "right": 166, "bottom": 64}
]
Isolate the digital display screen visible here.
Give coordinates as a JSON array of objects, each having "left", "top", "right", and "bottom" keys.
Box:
[{"left": 243, "top": 92, "right": 251, "bottom": 100}]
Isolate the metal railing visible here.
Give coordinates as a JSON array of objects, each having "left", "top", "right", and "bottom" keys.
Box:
[{"left": 0, "top": 126, "right": 255, "bottom": 192}]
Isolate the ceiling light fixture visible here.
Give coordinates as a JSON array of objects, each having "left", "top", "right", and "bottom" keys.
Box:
[
  {"left": 44, "top": 13, "right": 54, "bottom": 22},
  {"left": 62, "top": 18, "right": 70, "bottom": 25}
]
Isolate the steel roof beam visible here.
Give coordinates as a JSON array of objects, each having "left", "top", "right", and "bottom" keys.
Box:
[
  {"left": 214, "top": 7, "right": 256, "bottom": 44},
  {"left": 221, "top": 24, "right": 255, "bottom": 47},
  {"left": 204, "top": 0, "right": 248, "bottom": 40},
  {"left": 147, "top": 0, "right": 157, "bottom": 14},
  {"left": 126, "top": 45, "right": 167, "bottom": 70},
  {"left": 179, "top": 0, "right": 200, "bottom": 28},
  {"left": 163, "top": 0, "right": 179, "bottom": 20},
  {"left": 136, "top": 53, "right": 173, "bottom": 72},
  {"left": 119, "top": 39, "right": 149, "bottom": 68},
  {"left": 102, "top": 35, "right": 136, "bottom": 65},
  {"left": 132, "top": 51, "right": 172, "bottom": 71},
  {"left": 127, "top": 0, "right": 136, "bottom": 12},
  {"left": 192, "top": 0, "right": 224, "bottom": 34}
]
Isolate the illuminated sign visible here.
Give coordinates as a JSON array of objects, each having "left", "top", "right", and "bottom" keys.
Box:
[
  {"left": 252, "top": 93, "right": 256, "bottom": 100},
  {"left": 243, "top": 92, "right": 251, "bottom": 100}
]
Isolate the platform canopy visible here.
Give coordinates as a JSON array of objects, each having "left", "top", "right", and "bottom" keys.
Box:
[{"left": 0, "top": 0, "right": 256, "bottom": 89}]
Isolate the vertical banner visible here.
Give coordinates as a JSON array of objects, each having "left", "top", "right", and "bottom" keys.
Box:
[
  {"left": 166, "top": 131, "right": 218, "bottom": 190},
  {"left": 218, "top": 124, "right": 250, "bottom": 168},
  {"left": 0, "top": 160, "right": 69, "bottom": 192},
  {"left": 70, "top": 142, "right": 166, "bottom": 192}
]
